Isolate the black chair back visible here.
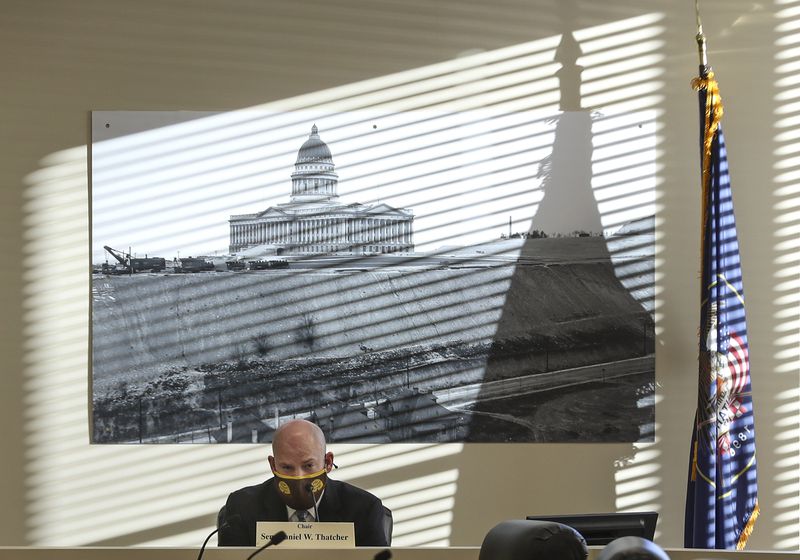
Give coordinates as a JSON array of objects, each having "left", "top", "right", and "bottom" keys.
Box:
[
  {"left": 597, "top": 536, "right": 669, "bottom": 560},
  {"left": 217, "top": 505, "right": 227, "bottom": 529},
  {"left": 382, "top": 505, "right": 393, "bottom": 545},
  {"left": 479, "top": 520, "right": 588, "bottom": 560}
]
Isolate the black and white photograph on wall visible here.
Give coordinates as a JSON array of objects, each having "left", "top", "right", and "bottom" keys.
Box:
[{"left": 91, "top": 108, "right": 656, "bottom": 444}]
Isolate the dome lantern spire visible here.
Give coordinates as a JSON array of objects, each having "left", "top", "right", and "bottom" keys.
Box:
[{"left": 290, "top": 124, "right": 338, "bottom": 203}]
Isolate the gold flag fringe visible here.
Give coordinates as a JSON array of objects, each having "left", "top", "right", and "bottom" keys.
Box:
[
  {"left": 692, "top": 71, "right": 724, "bottom": 283},
  {"left": 692, "top": 70, "right": 724, "bottom": 175},
  {"left": 737, "top": 500, "right": 760, "bottom": 550}
]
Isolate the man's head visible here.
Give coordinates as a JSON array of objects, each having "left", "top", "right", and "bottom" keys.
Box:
[
  {"left": 268, "top": 419, "right": 334, "bottom": 510},
  {"left": 268, "top": 419, "right": 334, "bottom": 476}
]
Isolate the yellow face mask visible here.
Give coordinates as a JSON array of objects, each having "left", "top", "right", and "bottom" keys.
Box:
[{"left": 272, "top": 468, "right": 328, "bottom": 510}]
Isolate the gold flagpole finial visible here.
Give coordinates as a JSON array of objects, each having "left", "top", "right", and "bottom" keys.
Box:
[{"left": 696, "top": 0, "right": 708, "bottom": 69}]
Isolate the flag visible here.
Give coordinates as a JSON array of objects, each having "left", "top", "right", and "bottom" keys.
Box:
[{"left": 684, "top": 68, "right": 759, "bottom": 550}]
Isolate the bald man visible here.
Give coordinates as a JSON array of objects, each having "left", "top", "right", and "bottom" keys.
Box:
[{"left": 218, "top": 419, "right": 390, "bottom": 547}]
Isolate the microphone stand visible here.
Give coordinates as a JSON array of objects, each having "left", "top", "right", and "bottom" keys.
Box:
[
  {"left": 197, "top": 527, "right": 220, "bottom": 560},
  {"left": 198, "top": 514, "right": 240, "bottom": 560},
  {"left": 246, "top": 531, "right": 288, "bottom": 560}
]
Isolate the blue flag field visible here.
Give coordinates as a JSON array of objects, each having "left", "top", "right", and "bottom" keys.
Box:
[{"left": 684, "top": 68, "right": 759, "bottom": 550}]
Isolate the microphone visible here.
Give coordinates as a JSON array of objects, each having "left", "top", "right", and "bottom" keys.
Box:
[
  {"left": 246, "top": 530, "right": 288, "bottom": 560},
  {"left": 197, "top": 513, "right": 241, "bottom": 560},
  {"left": 373, "top": 550, "right": 392, "bottom": 560},
  {"left": 305, "top": 482, "right": 320, "bottom": 522}
]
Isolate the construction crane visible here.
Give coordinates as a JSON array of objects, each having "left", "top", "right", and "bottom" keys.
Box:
[{"left": 102, "top": 245, "right": 166, "bottom": 274}]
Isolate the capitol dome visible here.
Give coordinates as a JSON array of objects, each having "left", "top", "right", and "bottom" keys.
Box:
[
  {"left": 295, "top": 124, "right": 333, "bottom": 164},
  {"left": 290, "top": 124, "right": 339, "bottom": 204},
  {"left": 229, "top": 123, "right": 415, "bottom": 256}
]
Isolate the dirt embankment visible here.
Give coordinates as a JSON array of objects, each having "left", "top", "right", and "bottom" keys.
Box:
[
  {"left": 94, "top": 261, "right": 650, "bottom": 379},
  {"left": 92, "top": 253, "right": 654, "bottom": 442}
]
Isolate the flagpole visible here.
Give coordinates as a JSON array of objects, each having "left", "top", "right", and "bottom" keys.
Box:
[
  {"left": 685, "top": 5, "right": 760, "bottom": 548},
  {"left": 695, "top": 0, "right": 708, "bottom": 72}
]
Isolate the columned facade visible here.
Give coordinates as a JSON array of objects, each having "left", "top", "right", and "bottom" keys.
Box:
[
  {"left": 229, "top": 215, "right": 415, "bottom": 254},
  {"left": 230, "top": 125, "right": 414, "bottom": 255}
]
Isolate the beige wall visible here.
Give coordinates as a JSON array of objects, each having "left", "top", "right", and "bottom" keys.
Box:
[{"left": 0, "top": 0, "right": 797, "bottom": 551}]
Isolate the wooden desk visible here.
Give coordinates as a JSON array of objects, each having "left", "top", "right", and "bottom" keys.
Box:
[{"left": 1, "top": 547, "right": 798, "bottom": 560}]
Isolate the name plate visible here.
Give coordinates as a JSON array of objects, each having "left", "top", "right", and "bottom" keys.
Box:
[{"left": 256, "top": 521, "right": 355, "bottom": 548}]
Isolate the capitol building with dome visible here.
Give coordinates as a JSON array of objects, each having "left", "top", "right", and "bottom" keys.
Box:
[{"left": 229, "top": 125, "right": 414, "bottom": 255}]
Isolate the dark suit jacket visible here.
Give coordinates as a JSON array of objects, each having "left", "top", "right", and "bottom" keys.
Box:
[{"left": 219, "top": 477, "right": 389, "bottom": 547}]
